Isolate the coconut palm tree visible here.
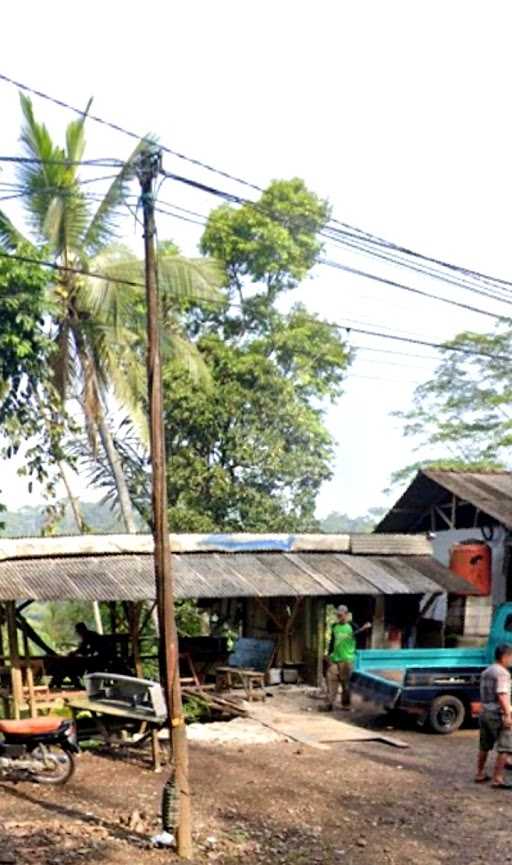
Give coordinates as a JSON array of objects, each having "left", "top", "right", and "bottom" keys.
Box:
[{"left": 0, "top": 95, "right": 222, "bottom": 531}]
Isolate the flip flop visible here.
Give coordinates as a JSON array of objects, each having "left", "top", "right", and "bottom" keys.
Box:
[
  {"left": 491, "top": 782, "right": 512, "bottom": 789},
  {"left": 474, "top": 776, "right": 490, "bottom": 783}
]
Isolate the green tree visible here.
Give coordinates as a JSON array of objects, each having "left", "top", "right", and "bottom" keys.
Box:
[
  {"left": 394, "top": 327, "right": 512, "bottom": 482},
  {"left": 0, "top": 247, "right": 70, "bottom": 512},
  {"left": 319, "top": 508, "right": 386, "bottom": 533},
  {"left": 0, "top": 98, "right": 221, "bottom": 529},
  {"left": 162, "top": 179, "right": 350, "bottom": 530},
  {"left": 68, "top": 179, "right": 351, "bottom": 530}
]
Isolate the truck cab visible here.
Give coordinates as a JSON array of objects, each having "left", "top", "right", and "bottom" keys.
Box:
[{"left": 351, "top": 602, "right": 512, "bottom": 734}]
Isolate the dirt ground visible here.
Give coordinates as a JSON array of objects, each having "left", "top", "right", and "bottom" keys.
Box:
[{"left": 0, "top": 692, "right": 510, "bottom": 865}]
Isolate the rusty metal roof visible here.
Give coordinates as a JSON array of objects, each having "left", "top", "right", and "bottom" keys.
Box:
[
  {"left": 0, "top": 551, "right": 476, "bottom": 601},
  {"left": 376, "top": 469, "right": 512, "bottom": 533}
]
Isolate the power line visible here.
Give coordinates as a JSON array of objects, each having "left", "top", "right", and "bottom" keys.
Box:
[
  {"left": 0, "top": 72, "right": 262, "bottom": 192},
  {"left": 3, "top": 70, "right": 512, "bottom": 312},
  {"left": 347, "top": 373, "right": 423, "bottom": 385},
  {"left": 353, "top": 344, "right": 442, "bottom": 361},
  {"left": 322, "top": 229, "right": 512, "bottom": 307},
  {"left": 0, "top": 155, "right": 123, "bottom": 168},
  {"left": 0, "top": 248, "right": 507, "bottom": 362},
  {"left": 319, "top": 258, "right": 511, "bottom": 321},
  {"left": 340, "top": 324, "right": 508, "bottom": 360},
  {"left": 326, "top": 219, "right": 512, "bottom": 294}
]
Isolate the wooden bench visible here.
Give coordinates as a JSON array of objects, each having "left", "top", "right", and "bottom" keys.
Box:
[
  {"left": 215, "top": 638, "right": 275, "bottom": 702},
  {"left": 215, "top": 667, "right": 265, "bottom": 701}
]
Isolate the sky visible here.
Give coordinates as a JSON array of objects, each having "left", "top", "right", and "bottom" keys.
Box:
[{"left": 0, "top": 1, "right": 511, "bottom": 519}]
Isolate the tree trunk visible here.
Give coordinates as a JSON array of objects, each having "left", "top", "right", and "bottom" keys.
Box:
[
  {"left": 73, "top": 323, "right": 138, "bottom": 535},
  {"left": 95, "top": 408, "right": 138, "bottom": 533},
  {"left": 57, "top": 458, "right": 104, "bottom": 634},
  {"left": 58, "top": 459, "right": 86, "bottom": 532}
]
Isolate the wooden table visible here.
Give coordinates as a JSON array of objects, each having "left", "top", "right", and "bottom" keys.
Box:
[
  {"left": 67, "top": 696, "right": 167, "bottom": 772},
  {"left": 215, "top": 667, "right": 266, "bottom": 701}
]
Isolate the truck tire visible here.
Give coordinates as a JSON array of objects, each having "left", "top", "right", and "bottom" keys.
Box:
[{"left": 428, "top": 695, "right": 466, "bottom": 734}]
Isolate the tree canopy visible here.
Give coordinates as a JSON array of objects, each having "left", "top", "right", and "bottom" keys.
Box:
[
  {"left": 82, "top": 179, "right": 351, "bottom": 530},
  {"left": 394, "top": 326, "right": 512, "bottom": 483},
  {"left": 162, "top": 179, "right": 350, "bottom": 531}
]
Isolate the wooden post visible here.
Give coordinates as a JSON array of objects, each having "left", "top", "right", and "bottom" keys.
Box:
[
  {"left": 129, "top": 602, "right": 144, "bottom": 678},
  {"left": 93, "top": 601, "right": 104, "bottom": 635},
  {"left": 21, "top": 627, "right": 36, "bottom": 718},
  {"left": 371, "top": 596, "right": 386, "bottom": 648},
  {"left": 6, "top": 602, "right": 23, "bottom": 719},
  {"left": 137, "top": 147, "right": 192, "bottom": 858},
  {"left": 312, "top": 599, "right": 326, "bottom": 688},
  {"left": 109, "top": 602, "right": 117, "bottom": 636}
]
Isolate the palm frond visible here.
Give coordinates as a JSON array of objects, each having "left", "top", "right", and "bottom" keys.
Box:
[
  {"left": 17, "top": 94, "right": 90, "bottom": 252},
  {"left": 161, "top": 316, "right": 211, "bottom": 387},
  {"left": 82, "top": 139, "right": 150, "bottom": 257},
  {"left": 84, "top": 246, "right": 143, "bottom": 324},
  {"left": 65, "top": 99, "right": 92, "bottom": 164},
  {"left": 0, "top": 209, "right": 30, "bottom": 250},
  {"left": 158, "top": 256, "right": 224, "bottom": 312}
]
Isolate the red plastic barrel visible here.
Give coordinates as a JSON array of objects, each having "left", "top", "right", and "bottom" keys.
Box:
[{"left": 449, "top": 541, "right": 492, "bottom": 595}]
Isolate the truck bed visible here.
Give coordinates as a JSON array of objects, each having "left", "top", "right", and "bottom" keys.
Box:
[{"left": 355, "top": 646, "right": 487, "bottom": 675}]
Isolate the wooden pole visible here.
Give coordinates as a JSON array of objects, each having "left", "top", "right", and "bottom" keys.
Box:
[
  {"left": 136, "top": 147, "right": 192, "bottom": 859},
  {"left": 93, "top": 601, "right": 104, "bottom": 635},
  {"left": 129, "top": 602, "right": 143, "bottom": 678},
  {"left": 6, "top": 602, "right": 23, "bottom": 720}
]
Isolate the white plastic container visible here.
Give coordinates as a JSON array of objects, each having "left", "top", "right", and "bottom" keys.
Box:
[
  {"left": 266, "top": 668, "right": 282, "bottom": 685},
  {"left": 282, "top": 668, "right": 298, "bottom": 684}
]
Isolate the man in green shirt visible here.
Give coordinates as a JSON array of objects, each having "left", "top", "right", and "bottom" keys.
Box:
[{"left": 325, "top": 605, "right": 371, "bottom": 710}]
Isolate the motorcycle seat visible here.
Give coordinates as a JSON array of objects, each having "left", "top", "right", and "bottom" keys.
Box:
[{"left": 0, "top": 717, "right": 63, "bottom": 736}]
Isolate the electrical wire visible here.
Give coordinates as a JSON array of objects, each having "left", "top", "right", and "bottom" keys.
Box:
[
  {"left": 318, "top": 258, "right": 511, "bottom": 321},
  {"left": 321, "top": 230, "right": 512, "bottom": 306},
  {"left": 3, "top": 70, "right": 512, "bottom": 310},
  {"left": 0, "top": 155, "right": 123, "bottom": 168},
  {"left": 0, "top": 72, "right": 262, "bottom": 192},
  {"left": 0, "top": 248, "right": 507, "bottom": 361}
]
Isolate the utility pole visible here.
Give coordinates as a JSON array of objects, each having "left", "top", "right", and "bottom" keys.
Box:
[{"left": 136, "top": 146, "right": 192, "bottom": 859}]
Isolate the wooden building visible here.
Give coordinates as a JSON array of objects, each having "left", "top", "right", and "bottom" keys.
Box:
[
  {"left": 376, "top": 469, "right": 512, "bottom": 640},
  {"left": 0, "top": 532, "right": 475, "bottom": 718}
]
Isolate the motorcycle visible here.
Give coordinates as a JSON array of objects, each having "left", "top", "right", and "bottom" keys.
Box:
[{"left": 0, "top": 716, "right": 79, "bottom": 784}]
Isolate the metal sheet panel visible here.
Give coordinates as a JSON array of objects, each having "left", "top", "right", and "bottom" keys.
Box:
[
  {"left": 369, "top": 557, "right": 438, "bottom": 594},
  {"left": 407, "top": 555, "right": 480, "bottom": 595},
  {"left": 297, "top": 554, "right": 379, "bottom": 595},
  {"left": 336, "top": 555, "right": 410, "bottom": 594},
  {"left": 259, "top": 553, "right": 330, "bottom": 595},
  {"left": 0, "top": 551, "right": 479, "bottom": 601},
  {"left": 377, "top": 469, "right": 512, "bottom": 533},
  {"left": 210, "top": 554, "right": 284, "bottom": 596}
]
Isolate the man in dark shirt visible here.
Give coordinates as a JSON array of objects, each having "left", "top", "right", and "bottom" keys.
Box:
[
  {"left": 476, "top": 643, "right": 512, "bottom": 788},
  {"left": 71, "top": 622, "right": 112, "bottom": 674}
]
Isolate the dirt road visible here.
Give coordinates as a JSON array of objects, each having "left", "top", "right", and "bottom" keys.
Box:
[{"left": 0, "top": 704, "right": 507, "bottom": 865}]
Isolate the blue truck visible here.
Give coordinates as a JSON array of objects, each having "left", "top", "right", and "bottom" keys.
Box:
[{"left": 351, "top": 602, "right": 512, "bottom": 734}]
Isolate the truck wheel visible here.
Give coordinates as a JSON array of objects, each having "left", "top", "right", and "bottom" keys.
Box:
[{"left": 428, "top": 695, "right": 465, "bottom": 734}]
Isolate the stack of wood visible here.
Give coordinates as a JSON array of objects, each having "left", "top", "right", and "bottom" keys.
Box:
[{"left": 181, "top": 686, "right": 248, "bottom": 717}]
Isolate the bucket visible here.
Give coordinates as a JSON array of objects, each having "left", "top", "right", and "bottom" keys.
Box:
[
  {"left": 266, "top": 668, "right": 282, "bottom": 685},
  {"left": 282, "top": 668, "right": 298, "bottom": 684},
  {"left": 450, "top": 540, "right": 492, "bottom": 595}
]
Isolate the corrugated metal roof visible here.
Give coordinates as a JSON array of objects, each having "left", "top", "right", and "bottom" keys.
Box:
[
  {"left": 0, "top": 551, "right": 477, "bottom": 601},
  {"left": 0, "top": 532, "right": 432, "bottom": 560},
  {"left": 376, "top": 469, "right": 512, "bottom": 533}
]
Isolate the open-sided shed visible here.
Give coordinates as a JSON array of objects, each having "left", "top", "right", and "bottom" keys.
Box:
[{"left": 0, "top": 532, "right": 476, "bottom": 718}]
